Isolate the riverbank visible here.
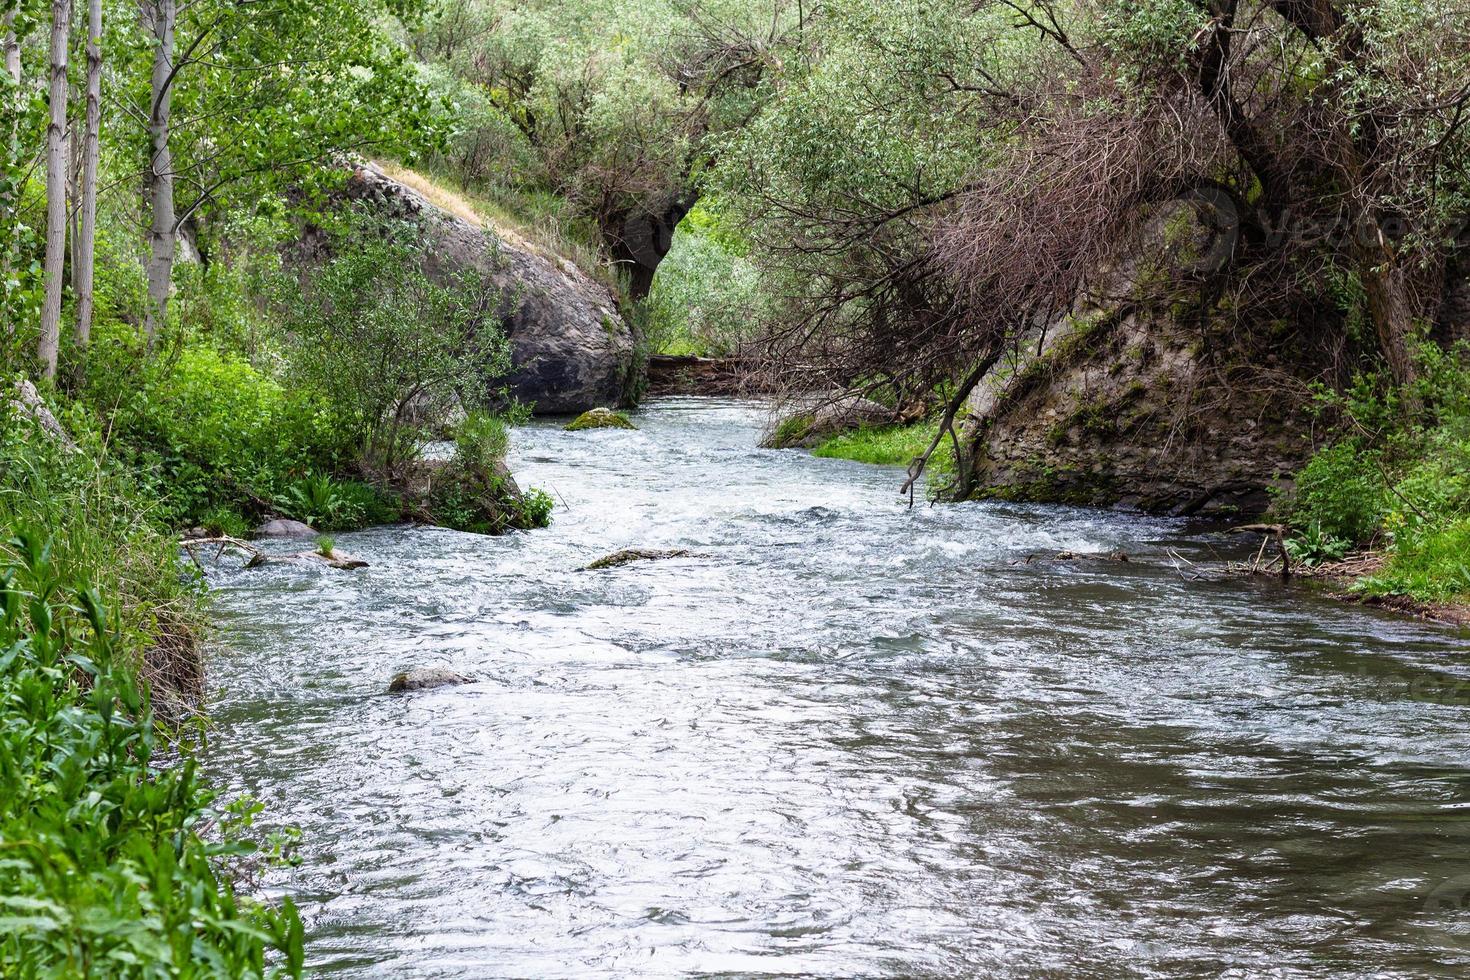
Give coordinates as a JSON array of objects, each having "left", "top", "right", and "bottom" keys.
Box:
[{"left": 1303, "top": 554, "right": 1470, "bottom": 628}]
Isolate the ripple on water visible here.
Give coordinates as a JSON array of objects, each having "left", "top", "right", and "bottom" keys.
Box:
[{"left": 202, "top": 397, "right": 1470, "bottom": 978}]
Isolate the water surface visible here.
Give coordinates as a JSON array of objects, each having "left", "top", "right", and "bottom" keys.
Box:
[{"left": 203, "top": 398, "right": 1470, "bottom": 978}]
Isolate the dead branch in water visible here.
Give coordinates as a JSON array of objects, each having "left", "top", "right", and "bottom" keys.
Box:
[
  {"left": 180, "top": 536, "right": 368, "bottom": 571},
  {"left": 1228, "top": 523, "right": 1291, "bottom": 582}
]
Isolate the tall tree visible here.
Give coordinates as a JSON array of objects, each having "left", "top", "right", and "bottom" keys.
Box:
[
  {"left": 71, "top": 0, "right": 98, "bottom": 351},
  {"left": 140, "top": 0, "right": 174, "bottom": 340},
  {"left": 38, "top": 0, "right": 68, "bottom": 378},
  {"left": 131, "top": 0, "right": 435, "bottom": 335},
  {"left": 2, "top": 7, "right": 20, "bottom": 298}
]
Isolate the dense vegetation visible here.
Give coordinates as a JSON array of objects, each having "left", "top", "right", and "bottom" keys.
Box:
[
  {"left": 1, "top": 0, "right": 1468, "bottom": 970},
  {"left": 411, "top": 0, "right": 1469, "bottom": 605},
  {"left": 0, "top": 0, "right": 551, "bottom": 971}
]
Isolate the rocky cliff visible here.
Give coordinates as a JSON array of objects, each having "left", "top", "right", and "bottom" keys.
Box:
[
  {"left": 958, "top": 204, "right": 1326, "bottom": 517},
  {"left": 338, "top": 164, "right": 633, "bottom": 414}
]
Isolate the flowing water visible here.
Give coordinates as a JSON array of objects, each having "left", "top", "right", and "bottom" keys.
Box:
[{"left": 202, "top": 398, "right": 1470, "bottom": 978}]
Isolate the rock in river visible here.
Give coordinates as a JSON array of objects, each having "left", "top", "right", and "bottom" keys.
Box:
[
  {"left": 582, "top": 548, "right": 697, "bottom": 570},
  {"left": 254, "top": 519, "right": 318, "bottom": 539},
  {"left": 565, "top": 407, "right": 637, "bottom": 431},
  {"left": 388, "top": 669, "right": 474, "bottom": 693}
]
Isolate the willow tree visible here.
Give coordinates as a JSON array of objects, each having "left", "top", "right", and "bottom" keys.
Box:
[
  {"left": 717, "top": 0, "right": 1470, "bottom": 434},
  {"left": 417, "top": 0, "right": 803, "bottom": 299}
]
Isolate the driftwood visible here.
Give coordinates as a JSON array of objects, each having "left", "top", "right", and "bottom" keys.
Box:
[
  {"left": 180, "top": 536, "right": 369, "bottom": 571},
  {"left": 1016, "top": 549, "right": 1132, "bottom": 565},
  {"left": 1228, "top": 523, "right": 1291, "bottom": 582}
]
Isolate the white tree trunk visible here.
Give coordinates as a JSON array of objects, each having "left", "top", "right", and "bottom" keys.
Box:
[
  {"left": 142, "top": 0, "right": 176, "bottom": 341},
  {"left": 2, "top": 12, "right": 16, "bottom": 82},
  {"left": 73, "top": 0, "right": 101, "bottom": 351},
  {"left": 39, "top": 0, "right": 72, "bottom": 380},
  {"left": 2, "top": 11, "right": 20, "bottom": 307}
]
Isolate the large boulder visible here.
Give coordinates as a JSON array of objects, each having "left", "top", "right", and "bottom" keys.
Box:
[
  {"left": 336, "top": 164, "right": 633, "bottom": 415},
  {"left": 957, "top": 199, "right": 1315, "bottom": 517},
  {"left": 255, "top": 519, "right": 319, "bottom": 539}
]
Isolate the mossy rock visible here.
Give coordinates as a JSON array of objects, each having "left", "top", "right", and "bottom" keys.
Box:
[
  {"left": 565, "top": 407, "right": 637, "bottom": 431},
  {"left": 581, "top": 548, "right": 697, "bottom": 570},
  {"left": 765, "top": 413, "right": 816, "bottom": 449}
]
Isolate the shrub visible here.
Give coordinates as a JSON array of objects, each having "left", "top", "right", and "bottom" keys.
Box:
[
  {"left": 275, "top": 214, "right": 512, "bottom": 477},
  {"left": 455, "top": 411, "right": 510, "bottom": 469},
  {"left": 1279, "top": 441, "right": 1386, "bottom": 544},
  {"left": 0, "top": 540, "right": 303, "bottom": 976},
  {"left": 81, "top": 325, "right": 347, "bottom": 527}
]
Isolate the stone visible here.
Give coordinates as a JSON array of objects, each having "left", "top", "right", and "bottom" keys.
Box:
[
  {"left": 582, "top": 548, "right": 697, "bottom": 570},
  {"left": 333, "top": 163, "right": 634, "bottom": 415},
  {"left": 565, "top": 407, "right": 637, "bottom": 431},
  {"left": 254, "top": 519, "right": 319, "bottom": 539},
  {"left": 7, "top": 380, "right": 74, "bottom": 448},
  {"left": 388, "top": 669, "right": 474, "bottom": 693}
]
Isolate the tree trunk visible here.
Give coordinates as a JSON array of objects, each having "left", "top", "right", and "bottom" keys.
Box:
[
  {"left": 142, "top": 0, "right": 176, "bottom": 340},
  {"left": 601, "top": 196, "right": 696, "bottom": 303},
  {"left": 39, "top": 0, "right": 72, "bottom": 380},
  {"left": 2, "top": 13, "right": 16, "bottom": 83},
  {"left": 73, "top": 0, "right": 101, "bottom": 352},
  {"left": 2, "top": 11, "right": 20, "bottom": 306},
  {"left": 1354, "top": 229, "right": 1421, "bottom": 389}
]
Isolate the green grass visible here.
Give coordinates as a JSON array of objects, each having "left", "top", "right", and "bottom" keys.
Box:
[
  {"left": 1358, "top": 520, "right": 1470, "bottom": 604},
  {"left": 812, "top": 421, "right": 953, "bottom": 472}
]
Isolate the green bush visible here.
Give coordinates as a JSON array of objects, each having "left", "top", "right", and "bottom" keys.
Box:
[
  {"left": 274, "top": 214, "right": 511, "bottom": 477},
  {"left": 1280, "top": 441, "right": 1386, "bottom": 544},
  {"left": 455, "top": 411, "right": 510, "bottom": 469},
  {"left": 0, "top": 537, "right": 303, "bottom": 976},
  {"left": 81, "top": 325, "right": 347, "bottom": 528}
]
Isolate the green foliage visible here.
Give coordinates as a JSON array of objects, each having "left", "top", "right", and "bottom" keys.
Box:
[
  {"left": 1279, "top": 441, "right": 1386, "bottom": 544},
  {"left": 0, "top": 389, "right": 200, "bottom": 669},
  {"left": 0, "top": 538, "right": 303, "bottom": 977},
  {"left": 1284, "top": 523, "right": 1352, "bottom": 568},
  {"left": 198, "top": 506, "right": 253, "bottom": 540},
  {"left": 278, "top": 474, "right": 351, "bottom": 530},
  {"left": 80, "top": 324, "right": 347, "bottom": 528},
  {"left": 274, "top": 214, "right": 511, "bottom": 477},
  {"left": 1282, "top": 342, "right": 1470, "bottom": 602},
  {"left": 564, "top": 408, "right": 636, "bottom": 431},
  {"left": 812, "top": 422, "right": 957, "bottom": 493},
  {"left": 769, "top": 413, "right": 815, "bottom": 449},
  {"left": 813, "top": 422, "right": 946, "bottom": 468},
  {"left": 455, "top": 411, "right": 510, "bottom": 469},
  {"left": 428, "top": 472, "right": 553, "bottom": 534},
  {"left": 111, "top": 0, "right": 447, "bottom": 242},
  {"left": 644, "top": 210, "right": 762, "bottom": 356},
  {"left": 315, "top": 534, "right": 336, "bottom": 558},
  {"left": 1359, "top": 520, "right": 1470, "bottom": 603}
]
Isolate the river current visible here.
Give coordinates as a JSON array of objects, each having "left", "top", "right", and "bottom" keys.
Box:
[{"left": 202, "top": 398, "right": 1470, "bottom": 978}]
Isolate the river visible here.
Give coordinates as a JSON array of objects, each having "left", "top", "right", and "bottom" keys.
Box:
[{"left": 201, "top": 397, "right": 1470, "bottom": 978}]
